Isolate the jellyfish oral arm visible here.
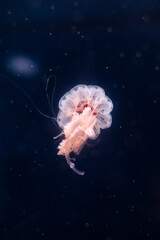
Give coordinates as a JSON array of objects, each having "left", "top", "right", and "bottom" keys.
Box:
[{"left": 57, "top": 107, "right": 97, "bottom": 175}]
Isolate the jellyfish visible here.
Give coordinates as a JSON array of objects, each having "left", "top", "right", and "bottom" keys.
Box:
[
  {"left": 1, "top": 73, "right": 113, "bottom": 176},
  {"left": 54, "top": 85, "right": 113, "bottom": 175}
]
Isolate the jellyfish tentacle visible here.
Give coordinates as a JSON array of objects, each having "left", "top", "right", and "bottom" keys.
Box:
[
  {"left": 53, "top": 132, "right": 64, "bottom": 139},
  {"left": 65, "top": 154, "right": 84, "bottom": 175},
  {"left": 72, "top": 166, "right": 85, "bottom": 176},
  {"left": 66, "top": 154, "right": 75, "bottom": 169},
  {"left": 70, "top": 157, "right": 76, "bottom": 161}
]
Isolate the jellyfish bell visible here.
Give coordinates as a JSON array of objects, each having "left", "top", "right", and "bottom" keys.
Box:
[{"left": 55, "top": 84, "right": 113, "bottom": 175}]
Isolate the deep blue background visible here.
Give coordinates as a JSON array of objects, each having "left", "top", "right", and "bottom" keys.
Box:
[{"left": 0, "top": 0, "right": 160, "bottom": 240}]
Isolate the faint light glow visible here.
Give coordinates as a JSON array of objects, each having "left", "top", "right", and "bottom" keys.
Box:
[{"left": 6, "top": 54, "right": 38, "bottom": 77}]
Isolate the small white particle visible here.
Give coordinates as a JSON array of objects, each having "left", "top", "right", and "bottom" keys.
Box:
[
  {"left": 142, "top": 15, "right": 150, "bottom": 22},
  {"left": 85, "top": 222, "right": 89, "bottom": 228},
  {"left": 119, "top": 52, "right": 125, "bottom": 57},
  {"left": 154, "top": 65, "right": 159, "bottom": 71},
  {"left": 107, "top": 26, "right": 112, "bottom": 32},
  {"left": 136, "top": 51, "right": 142, "bottom": 58},
  {"left": 74, "top": 1, "right": 79, "bottom": 6},
  {"left": 50, "top": 5, "right": 55, "bottom": 10}
]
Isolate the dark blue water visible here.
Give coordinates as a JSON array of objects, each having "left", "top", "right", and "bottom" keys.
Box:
[{"left": 0, "top": 0, "right": 160, "bottom": 239}]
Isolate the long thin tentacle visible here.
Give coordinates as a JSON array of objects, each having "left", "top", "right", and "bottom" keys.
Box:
[
  {"left": 51, "top": 75, "right": 57, "bottom": 115},
  {"left": 45, "top": 75, "right": 57, "bottom": 117},
  {"left": 0, "top": 73, "right": 55, "bottom": 120}
]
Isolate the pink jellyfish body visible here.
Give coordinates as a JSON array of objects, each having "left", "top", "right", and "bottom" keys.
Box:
[{"left": 55, "top": 84, "right": 113, "bottom": 175}]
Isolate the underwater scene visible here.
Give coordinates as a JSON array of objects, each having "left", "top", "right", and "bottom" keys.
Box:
[{"left": 0, "top": 0, "right": 160, "bottom": 239}]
